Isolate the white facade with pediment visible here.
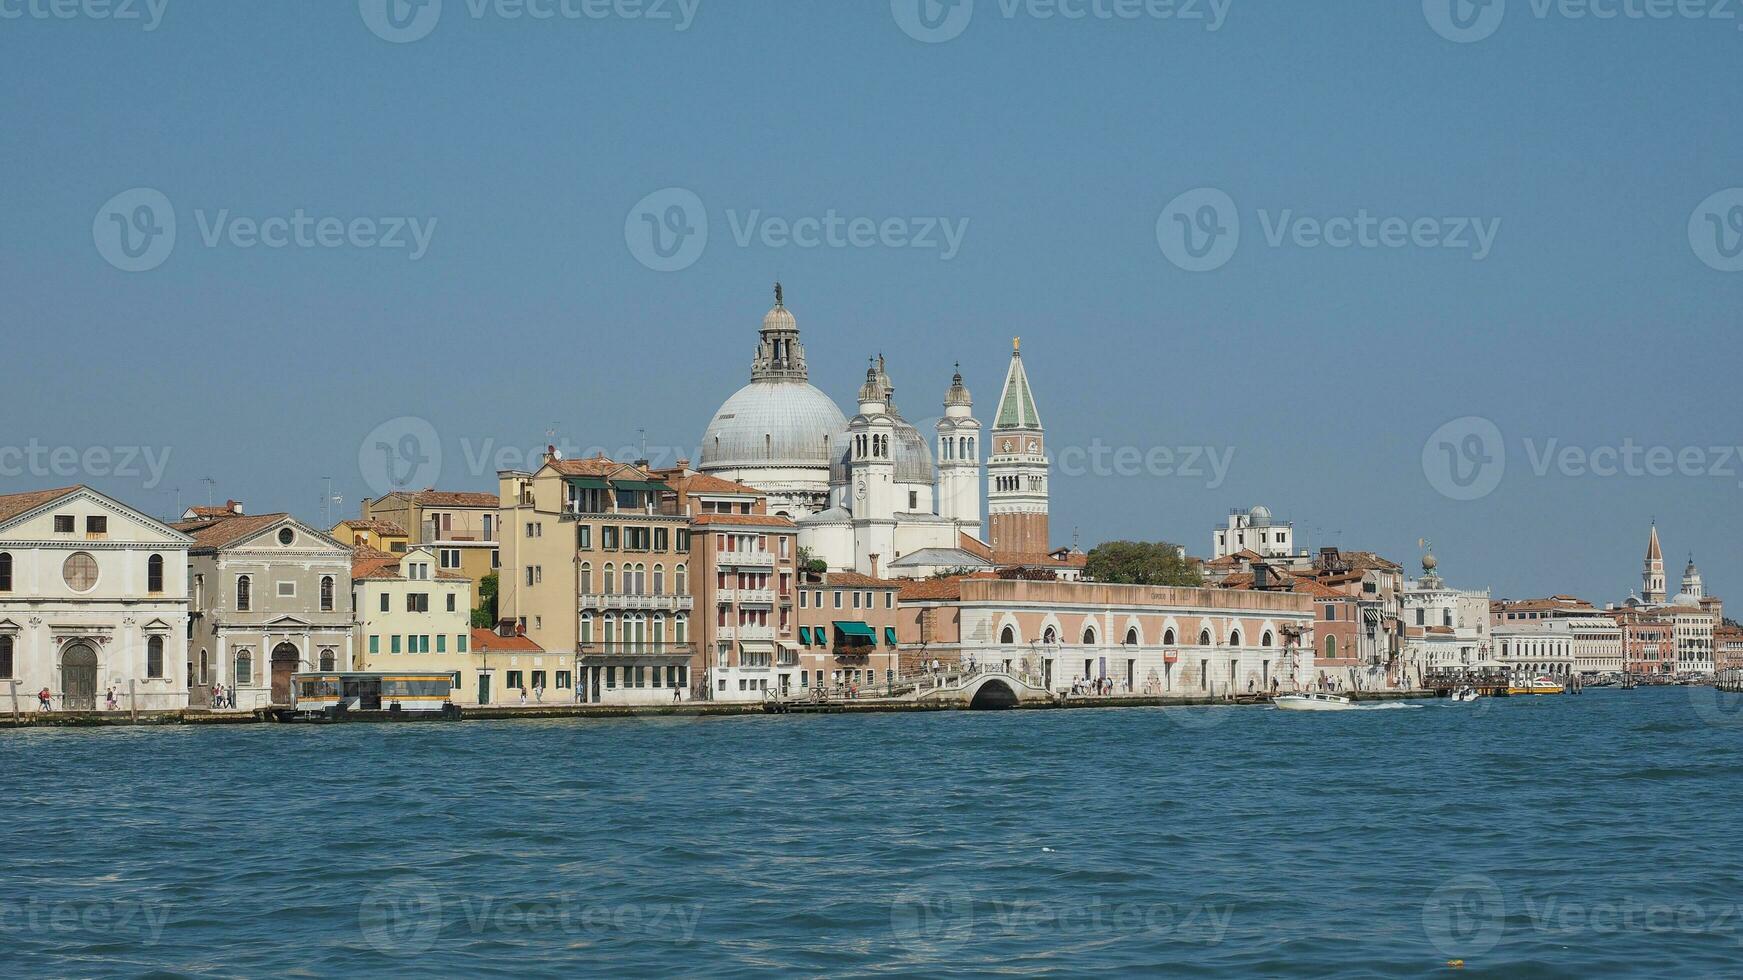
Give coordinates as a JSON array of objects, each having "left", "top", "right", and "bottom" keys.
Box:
[
  {"left": 183, "top": 515, "right": 357, "bottom": 709},
  {"left": 0, "top": 487, "right": 192, "bottom": 711}
]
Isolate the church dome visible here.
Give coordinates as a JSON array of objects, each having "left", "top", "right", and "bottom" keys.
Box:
[
  {"left": 1249, "top": 505, "right": 1273, "bottom": 526},
  {"left": 701, "top": 382, "right": 847, "bottom": 471},
  {"left": 763, "top": 303, "right": 797, "bottom": 333},
  {"left": 829, "top": 416, "right": 936, "bottom": 487},
  {"left": 1672, "top": 591, "right": 1701, "bottom": 608}
]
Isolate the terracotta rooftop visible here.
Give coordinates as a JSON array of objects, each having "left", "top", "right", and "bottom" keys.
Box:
[
  {"left": 0, "top": 486, "right": 82, "bottom": 524},
  {"left": 182, "top": 513, "right": 297, "bottom": 551},
  {"left": 334, "top": 518, "right": 409, "bottom": 536},
  {"left": 691, "top": 514, "right": 796, "bottom": 528},
  {"left": 898, "top": 573, "right": 1000, "bottom": 602},
  {"left": 545, "top": 456, "right": 657, "bottom": 481},
  {"left": 470, "top": 628, "right": 542, "bottom": 653},
  {"left": 957, "top": 532, "right": 995, "bottom": 561},
  {"left": 654, "top": 470, "right": 764, "bottom": 496},
  {"left": 824, "top": 571, "right": 899, "bottom": 588},
  {"left": 404, "top": 490, "right": 500, "bottom": 508},
  {"left": 993, "top": 550, "right": 1088, "bottom": 569}
]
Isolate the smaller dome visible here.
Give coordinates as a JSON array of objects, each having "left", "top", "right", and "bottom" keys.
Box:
[
  {"left": 1421, "top": 552, "right": 1438, "bottom": 571},
  {"left": 1248, "top": 505, "right": 1272, "bottom": 526},
  {"left": 945, "top": 367, "right": 972, "bottom": 408},
  {"left": 1672, "top": 592, "right": 1700, "bottom": 608},
  {"left": 798, "top": 506, "right": 853, "bottom": 526},
  {"left": 763, "top": 303, "right": 796, "bottom": 333}
]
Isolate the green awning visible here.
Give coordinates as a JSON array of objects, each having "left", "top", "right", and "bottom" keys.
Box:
[
  {"left": 834, "top": 621, "right": 876, "bottom": 640},
  {"left": 568, "top": 476, "right": 610, "bottom": 489},
  {"left": 884, "top": 627, "right": 899, "bottom": 646},
  {"left": 798, "top": 627, "right": 812, "bottom": 645},
  {"left": 611, "top": 480, "right": 667, "bottom": 493},
  {"left": 813, "top": 630, "right": 829, "bottom": 647}
]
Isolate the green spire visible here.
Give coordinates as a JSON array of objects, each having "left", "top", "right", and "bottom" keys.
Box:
[{"left": 993, "top": 337, "right": 1042, "bottom": 430}]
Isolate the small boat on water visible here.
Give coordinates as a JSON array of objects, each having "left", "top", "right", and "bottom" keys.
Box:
[
  {"left": 1453, "top": 688, "right": 1481, "bottom": 702},
  {"left": 1506, "top": 675, "right": 1565, "bottom": 696},
  {"left": 1273, "top": 692, "right": 1355, "bottom": 711}
]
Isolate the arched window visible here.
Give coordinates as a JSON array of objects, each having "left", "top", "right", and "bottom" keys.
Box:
[
  {"left": 1001, "top": 625, "right": 1016, "bottom": 644},
  {"left": 1125, "top": 627, "right": 1139, "bottom": 645},
  {"left": 0, "top": 552, "right": 10, "bottom": 592},
  {"left": 1229, "top": 629, "right": 1242, "bottom": 647},
  {"left": 675, "top": 614, "right": 687, "bottom": 645},
  {"left": 236, "top": 575, "right": 252, "bottom": 611},
  {"left": 320, "top": 650, "right": 336, "bottom": 671},
  {"left": 580, "top": 562, "right": 593, "bottom": 594},
  {"left": 1081, "top": 626, "right": 1096, "bottom": 645},
  {"left": 653, "top": 564, "right": 665, "bottom": 595},
  {"left": 603, "top": 563, "right": 615, "bottom": 594},
  {"left": 653, "top": 615, "right": 666, "bottom": 648},
  {"left": 146, "top": 636, "right": 164, "bottom": 678},
  {"left": 675, "top": 564, "right": 687, "bottom": 596},
  {"left": 1323, "top": 635, "right": 1338, "bottom": 660},
  {"left": 603, "top": 615, "right": 616, "bottom": 646},
  {"left": 1043, "top": 626, "right": 1058, "bottom": 645},
  {"left": 147, "top": 554, "right": 164, "bottom": 593},
  {"left": 1199, "top": 629, "right": 1212, "bottom": 646},
  {"left": 198, "top": 649, "right": 208, "bottom": 684},
  {"left": 236, "top": 651, "right": 252, "bottom": 686},
  {"left": 0, "top": 636, "right": 13, "bottom": 678},
  {"left": 635, "top": 563, "right": 647, "bottom": 595},
  {"left": 320, "top": 576, "right": 335, "bottom": 612},
  {"left": 580, "top": 613, "right": 594, "bottom": 645},
  {"left": 1261, "top": 631, "right": 1273, "bottom": 647}
]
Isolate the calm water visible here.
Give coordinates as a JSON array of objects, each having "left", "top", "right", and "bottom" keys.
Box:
[{"left": 5, "top": 687, "right": 1743, "bottom": 977}]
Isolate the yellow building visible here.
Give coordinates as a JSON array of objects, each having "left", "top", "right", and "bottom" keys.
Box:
[
  {"left": 351, "top": 546, "right": 477, "bottom": 702},
  {"left": 329, "top": 518, "right": 410, "bottom": 555},
  {"left": 360, "top": 490, "right": 500, "bottom": 603}
]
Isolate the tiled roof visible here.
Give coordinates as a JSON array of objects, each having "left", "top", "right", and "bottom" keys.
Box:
[
  {"left": 407, "top": 490, "right": 499, "bottom": 508},
  {"left": 691, "top": 514, "right": 795, "bottom": 528},
  {"left": 0, "top": 486, "right": 81, "bottom": 524},
  {"left": 825, "top": 571, "right": 898, "bottom": 588},
  {"left": 656, "top": 471, "right": 763, "bottom": 496},
  {"left": 334, "top": 518, "right": 408, "bottom": 536},
  {"left": 351, "top": 546, "right": 402, "bottom": 580},
  {"left": 898, "top": 572, "right": 999, "bottom": 601},
  {"left": 1339, "top": 551, "right": 1402, "bottom": 572},
  {"left": 1205, "top": 549, "right": 1265, "bottom": 569},
  {"left": 957, "top": 532, "right": 995, "bottom": 561},
  {"left": 546, "top": 456, "right": 657, "bottom": 481},
  {"left": 470, "top": 628, "right": 543, "bottom": 653},
  {"left": 184, "top": 513, "right": 294, "bottom": 551},
  {"left": 994, "top": 550, "right": 1088, "bottom": 569}
]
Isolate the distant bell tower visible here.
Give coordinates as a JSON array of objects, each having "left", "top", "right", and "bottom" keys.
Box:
[
  {"left": 1643, "top": 522, "right": 1666, "bottom": 604},
  {"left": 936, "top": 365, "right": 982, "bottom": 538},
  {"left": 986, "top": 338, "right": 1049, "bottom": 556}
]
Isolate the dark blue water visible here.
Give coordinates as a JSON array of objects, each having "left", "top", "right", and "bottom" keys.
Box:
[{"left": 5, "top": 687, "right": 1743, "bottom": 977}]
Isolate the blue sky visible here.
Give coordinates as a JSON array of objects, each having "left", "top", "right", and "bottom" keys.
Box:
[{"left": 3, "top": 1, "right": 1741, "bottom": 604}]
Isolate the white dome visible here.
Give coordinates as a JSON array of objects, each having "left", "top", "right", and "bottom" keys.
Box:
[
  {"left": 1248, "top": 505, "right": 1273, "bottom": 526},
  {"left": 700, "top": 381, "right": 848, "bottom": 472},
  {"left": 1672, "top": 591, "right": 1700, "bottom": 608},
  {"left": 829, "top": 417, "right": 936, "bottom": 487}
]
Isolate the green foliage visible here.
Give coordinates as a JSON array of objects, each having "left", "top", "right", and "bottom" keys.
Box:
[
  {"left": 470, "top": 572, "right": 499, "bottom": 629},
  {"left": 1084, "top": 541, "right": 1202, "bottom": 587}
]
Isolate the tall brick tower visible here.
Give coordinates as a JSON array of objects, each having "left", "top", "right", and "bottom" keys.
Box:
[{"left": 987, "top": 338, "right": 1049, "bottom": 556}]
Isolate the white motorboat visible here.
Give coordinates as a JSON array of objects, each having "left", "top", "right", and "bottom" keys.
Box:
[
  {"left": 1273, "top": 692, "right": 1355, "bottom": 711},
  {"left": 1454, "top": 688, "right": 1481, "bottom": 702}
]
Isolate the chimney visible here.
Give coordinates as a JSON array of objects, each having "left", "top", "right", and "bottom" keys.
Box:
[
  {"left": 869, "top": 554, "right": 880, "bottom": 577},
  {"left": 226, "top": 500, "right": 243, "bottom": 515},
  {"left": 675, "top": 458, "right": 691, "bottom": 471}
]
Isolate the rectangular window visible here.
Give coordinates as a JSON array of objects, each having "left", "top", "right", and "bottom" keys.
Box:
[
  {"left": 606, "top": 666, "right": 617, "bottom": 689},
  {"left": 676, "top": 529, "right": 689, "bottom": 550},
  {"left": 654, "top": 527, "right": 669, "bottom": 551},
  {"left": 369, "top": 635, "right": 380, "bottom": 654},
  {"left": 277, "top": 581, "right": 296, "bottom": 598},
  {"left": 54, "top": 515, "right": 74, "bottom": 533},
  {"left": 86, "top": 516, "right": 107, "bottom": 534},
  {"left": 602, "top": 526, "right": 620, "bottom": 550},
  {"left": 577, "top": 525, "right": 592, "bottom": 550},
  {"left": 852, "top": 592, "right": 861, "bottom": 609},
  {"left": 885, "top": 592, "right": 893, "bottom": 609},
  {"left": 447, "top": 594, "right": 456, "bottom": 613},
  {"left": 458, "top": 635, "right": 468, "bottom": 653},
  {"left": 800, "top": 592, "right": 807, "bottom": 608},
  {"left": 437, "top": 635, "right": 446, "bottom": 653},
  {"left": 555, "top": 670, "right": 571, "bottom": 689},
  {"left": 532, "top": 670, "right": 546, "bottom": 689},
  {"left": 391, "top": 635, "right": 402, "bottom": 654},
  {"left": 507, "top": 670, "right": 523, "bottom": 689},
  {"left": 834, "top": 591, "right": 843, "bottom": 609},
  {"left": 526, "top": 567, "right": 535, "bottom": 587},
  {"left": 380, "top": 593, "right": 389, "bottom": 613}
]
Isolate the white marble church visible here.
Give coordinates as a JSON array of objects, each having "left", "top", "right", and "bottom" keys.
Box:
[{"left": 699, "top": 286, "right": 1047, "bottom": 577}]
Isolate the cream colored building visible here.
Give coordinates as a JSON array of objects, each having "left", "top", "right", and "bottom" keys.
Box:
[
  {"left": 361, "top": 490, "right": 500, "bottom": 599},
  {"left": 0, "top": 486, "right": 192, "bottom": 711},
  {"left": 351, "top": 547, "right": 475, "bottom": 701}
]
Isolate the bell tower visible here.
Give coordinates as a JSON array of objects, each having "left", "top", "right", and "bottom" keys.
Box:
[
  {"left": 987, "top": 338, "right": 1049, "bottom": 556},
  {"left": 1643, "top": 522, "right": 1666, "bottom": 604},
  {"left": 936, "top": 365, "right": 982, "bottom": 538}
]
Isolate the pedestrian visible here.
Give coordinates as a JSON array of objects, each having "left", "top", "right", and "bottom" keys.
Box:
[
  {"left": 534, "top": 684, "right": 544, "bottom": 703},
  {"left": 518, "top": 686, "right": 528, "bottom": 705},
  {"left": 672, "top": 685, "right": 682, "bottom": 703},
  {"left": 37, "top": 687, "right": 51, "bottom": 711},
  {"left": 105, "top": 687, "right": 117, "bottom": 711}
]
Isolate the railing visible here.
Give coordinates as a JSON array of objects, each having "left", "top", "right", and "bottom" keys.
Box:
[
  {"left": 577, "top": 643, "right": 696, "bottom": 659},
  {"left": 720, "top": 551, "right": 775, "bottom": 567},
  {"left": 716, "top": 624, "right": 775, "bottom": 641},
  {"left": 579, "top": 593, "right": 693, "bottom": 611},
  {"left": 729, "top": 588, "right": 774, "bottom": 604}
]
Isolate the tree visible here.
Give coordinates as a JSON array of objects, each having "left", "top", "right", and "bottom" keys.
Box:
[
  {"left": 1084, "top": 541, "right": 1202, "bottom": 587},
  {"left": 471, "top": 572, "right": 499, "bottom": 629},
  {"left": 796, "top": 546, "right": 827, "bottom": 575}
]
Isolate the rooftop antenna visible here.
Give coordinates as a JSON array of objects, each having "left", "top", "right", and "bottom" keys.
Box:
[
  {"left": 638, "top": 428, "right": 648, "bottom": 463},
  {"left": 164, "top": 486, "right": 181, "bottom": 520},
  {"left": 200, "top": 476, "right": 216, "bottom": 507},
  {"left": 322, "top": 477, "right": 343, "bottom": 527}
]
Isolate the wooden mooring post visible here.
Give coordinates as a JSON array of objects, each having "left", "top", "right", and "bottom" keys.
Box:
[
  {"left": 8, "top": 679, "right": 17, "bottom": 723},
  {"left": 129, "top": 679, "right": 138, "bottom": 723}
]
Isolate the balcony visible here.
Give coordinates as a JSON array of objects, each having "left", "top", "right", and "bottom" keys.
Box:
[
  {"left": 725, "top": 588, "right": 774, "bottom": 605},
  {"left": 579, "top": 593, "right": 694, "bottom": 612},
  {"left": 577, "top": 643, "right": 697, "bottom": 660},
  {"left": 721, "top": 551, "right": 775, "bottom": 567},
  {"left": 716, "top": 624, "right": 774, "bottom": 642}
]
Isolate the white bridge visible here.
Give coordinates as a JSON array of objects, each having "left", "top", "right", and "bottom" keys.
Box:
[{"left": 894, "top": 665, "right": 1053, "bottom": 708}]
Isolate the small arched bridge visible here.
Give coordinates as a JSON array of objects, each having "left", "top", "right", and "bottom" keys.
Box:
[{"left": 911, "top": 668, "right": 1052, "bottom": 709}]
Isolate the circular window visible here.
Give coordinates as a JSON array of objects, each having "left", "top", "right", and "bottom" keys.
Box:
[
  {"left": 63, "top": 552, "right": 99, "bottom": 592},
  {"left": 278, "top": 528, "right": 295, "bottom": 546}
]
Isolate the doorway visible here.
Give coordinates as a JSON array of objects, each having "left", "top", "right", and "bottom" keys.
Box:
[
  {"left": 270, "top": 643, "right": 300, "bottom": 704},
  {"left": 478, "top": 671, "right": 492, "bottom": 705},
  {"left": 62, "top": 643, "right": 97, "bottom": 710}
]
